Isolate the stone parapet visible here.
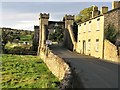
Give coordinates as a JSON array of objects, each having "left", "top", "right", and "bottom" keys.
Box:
[
  {"left": 34, "top": 25, "right": 39, "bottom": 29},
  {"left": 39, "top": 47, "right": 75, "bottom": 89},
  {"left": 65, "top": 14, "right": 74, "bottom": 20},
  {"left": 39, "top": 13, "right": 49, "bottom": 19}
]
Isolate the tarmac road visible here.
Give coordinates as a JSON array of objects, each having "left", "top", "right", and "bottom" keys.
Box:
[{"left": 51, "top": 45, "right": 119, "bottom": 88}]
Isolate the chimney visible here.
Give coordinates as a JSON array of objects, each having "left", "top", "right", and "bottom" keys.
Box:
[
  {"left": 92, "top": 5, "right": 99, "bottom": 18},
  {"left": 100, "top": 6, "right": 108, "bottom": 14},
  {"left": 112, "top": 1, "right": 120, "bottom": 9},
  {"left": 92, "top": 5, "right": 98, "bottom": 11}
]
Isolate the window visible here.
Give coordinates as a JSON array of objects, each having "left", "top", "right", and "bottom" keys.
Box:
[
  {"left": 84, "top": 23, "right": 86, "bottom": 33},
  {"left": 79, "top": 25, "right": 81, "bottom": 34},
  {"left": 96, "top": 18, "right": 100, "bottom": 31},
  {"left": 95, "top": 39, "right": 99, "bottom": 52},
  {"left": 97, "top": 18, "right": 100, "bottom": 21},
  {"left": 88, "top": 23, "right": 91, "bottom": 32},
  {"left": 88, "top": 39, "right": 91, "bottom": 51},
  {"left": 89, "top": 21, "right": 91, "bottom": 23}
]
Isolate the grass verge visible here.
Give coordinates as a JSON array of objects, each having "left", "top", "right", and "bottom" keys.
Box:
[{"left": 1, "top": 54, "right": 60, "bottom": 88}]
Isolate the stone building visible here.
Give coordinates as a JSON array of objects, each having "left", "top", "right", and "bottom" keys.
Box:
[{"left": 76, "top": 1, "right": 120, "bottom": 62}]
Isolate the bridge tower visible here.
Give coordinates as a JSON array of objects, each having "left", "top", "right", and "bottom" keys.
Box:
[
  {"left": 64, "top": 14, "right": 77, "bottom": 51},
  {"left": 37, "top": 13, "right": 49, "bottom": 55}
]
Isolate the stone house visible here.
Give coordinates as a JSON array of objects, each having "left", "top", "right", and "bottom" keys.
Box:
[{"left": 76, "top": 1, "right": 120, "bottom": 62}]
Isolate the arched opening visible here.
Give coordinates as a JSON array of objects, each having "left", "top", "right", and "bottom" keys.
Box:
[{"left": 47, "top": 21, "right": 65, "bottom": 46}]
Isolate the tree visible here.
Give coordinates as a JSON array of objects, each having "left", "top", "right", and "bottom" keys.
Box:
[
  {"left": 2, "top": 30, "right": 9, "bottom": 44},
  {"left": 49, "top": 26, "right": 64, "bottom": 42},
  {"left": 75, "top": 6, "right": 100, "bottom": 23},
  {"left": 16, "top": 36, "right": 21, "bottom": 40},
  {"left": 8, "top": 35, "right": 14, "bottom": 43},
  {"left": 105, "top": 23, "right": 118, "bottom": 44}
]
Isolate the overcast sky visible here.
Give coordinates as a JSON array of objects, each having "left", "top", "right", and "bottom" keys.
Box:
[{"left": 1, "top": 2, "right": 112, "bottom": 31}]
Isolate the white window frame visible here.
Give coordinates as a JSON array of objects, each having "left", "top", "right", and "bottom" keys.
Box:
[
  {"left": 95, "top": 39, "right": 99, "bottom": 52},
  {"left": 88, "top": 39, "right": 91, "bottom": 51},
  {"left": 96, "top": 18, "right": 100, "bottom": 31},
  {"left": 83, "top": 23, "right": 86, "bottom": 33},
  {"left": 88, "top": 23, "right": 91, "bottom": 32},
  {"left": 79, "top": 25, "right": 81, "bottom": 34}
]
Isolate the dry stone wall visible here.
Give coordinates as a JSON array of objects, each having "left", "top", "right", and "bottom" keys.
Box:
[
  {"left": 39, "top": 48, "right": 74, "bottom": 89},
  {"left": 104, "top": 39, "right": 118, "bottom": 63},
  {"left": 39, "top": 46, "right": 85, "bottom": 89},
  {"left": 40, "top": 48, "right": 71, "bottom": 80},
  {"left": 104, "top": 8, "right": 120, "bottom": 33}
]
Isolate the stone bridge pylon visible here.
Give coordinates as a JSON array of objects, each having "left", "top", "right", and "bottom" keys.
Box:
[
  {"left": 37, "top": 13, "right": 77, "bottom": 55},
  {"left": 37, "top": 13, "right": 49, "bottom": 55},
  {"left": 64, "top": 15, "right": 77, "bottom": 51}
]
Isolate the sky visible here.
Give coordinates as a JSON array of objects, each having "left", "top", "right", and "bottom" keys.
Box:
[{"left": 0, "top": 1, "right": 112, "bottom": 31}]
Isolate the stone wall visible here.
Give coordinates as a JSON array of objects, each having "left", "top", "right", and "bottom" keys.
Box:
[
  {"left": 104, "top": 8, "right": 120, "bottom": 33},
  {"left": 39, "top": 48, "right": 75, "bottom": 89},
  {"left": 40, "top": 48, "right": 71, "bottom": 80},
  {"left": 104, "top": 39, "right": 118, "bottom": 63},
  {"left": 39, "top": 47, "right": 85, "bottom": 89},
  {"left": 104, "top": 8, "right": 120, "bottom": 43}
]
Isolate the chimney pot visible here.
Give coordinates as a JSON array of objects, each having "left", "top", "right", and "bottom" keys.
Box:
[
  {"left": 112, "top": 1, "right": 120, "bottom": 9},
  {"left": 100, "top": 6, "right": 108, "bottom": 14}
]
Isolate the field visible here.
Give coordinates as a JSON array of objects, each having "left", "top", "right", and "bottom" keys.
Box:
[
  {"left": 20, "top": 35, "right": 32, "bottom": 41},
  {"left": 4, "top": 42, "right": 36, "bottom": 55},
  {"left": 1, "top": 54, "right": 60, "bottom": 88}
]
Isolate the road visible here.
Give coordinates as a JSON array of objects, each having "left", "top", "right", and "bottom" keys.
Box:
[{"left": 51, "top": 45, "right": 119, "bottom": 88}]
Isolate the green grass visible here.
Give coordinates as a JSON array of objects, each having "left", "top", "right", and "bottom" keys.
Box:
[
  {"left": 1, "top": 54, "right": 60, "bottom": 88},
  {"left": 4, "top": 43, "right": 32, "bottom": 54},
  {"left": 20, "top": 35, "right": 32, "bottom": 41},
  {"left": 5, "top": 42, "right": 31, "bottom": 50}
]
